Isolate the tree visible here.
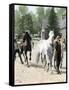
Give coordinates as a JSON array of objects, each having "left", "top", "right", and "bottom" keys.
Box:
[
  {"left": 48, "top": 7, "right": 60, "bottom": 37},
  {"left": 36, "top": 7, "right": 45, "bottom": 31},
  {"left": 45, "top": 8, "right": 51, "bottom": 19},
  {"left": 30, "top": 12, "right": 39, "bottom": 34},
  {"left": 15, "top": 6, "right": 29, "bottom": 34},
  {"left": 15, "top": 10, "right": 22, "bottom": 34},
  {"left": 57, "top": 8, "right": 66, "bottom": 19},
  {"left": 21, "top": 14, "right": 33, "bottom": 34},
  {"left": 19, "top": 6, "right": 28, "bottom": 16}
]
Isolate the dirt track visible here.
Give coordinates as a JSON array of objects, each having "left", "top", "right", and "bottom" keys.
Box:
[
  {"left": 15, "top": 60, "right": 66, "bottom": 85},
  {"left": 15, "top": 43, "right": 66, "bottom": 85}
]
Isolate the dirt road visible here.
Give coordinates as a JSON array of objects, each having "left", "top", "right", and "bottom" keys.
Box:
[{"left": 15, "top": 41, "right": 66, "bottom": 85}]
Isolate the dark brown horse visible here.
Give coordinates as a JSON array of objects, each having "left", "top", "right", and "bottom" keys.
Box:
[
  {"left": 53, "top": 36, "right": 61, "bottom": 74},
  {"left": 22, "top": 32, "right": 32, "bottom": 67}
]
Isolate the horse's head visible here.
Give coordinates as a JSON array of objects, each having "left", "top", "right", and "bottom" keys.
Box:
[{"left": 49, "top": 31, "right": 54, "bottom": 38}]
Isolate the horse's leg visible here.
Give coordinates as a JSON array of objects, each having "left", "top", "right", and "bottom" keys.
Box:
[
  {"left": 44, "top": 55, "right": 47, "bottom": 68},
  {"left": 50, "top": 56, "right": 52, "bottom": 67},
  {"left": 60, "top": 58, "right": 63, "bottom": 68},
  {"left": 22, "top": 50, "right": 26, "bottom": 60},
  {"left": 18, "top": 49, "right": 24, "bottom": 64},
  {"left": 25, "top": 50, "right": 29, "bottom": 67},
  {"left": 22, "top": 46, "right": 25, "bottom": 58},
  {"left": 23, "top": 51, "right": 25, "bottom": 58},
  {"left": 60, "top": 53, "right": 63, "bottom": 68},
  {"left": 47, "top": 63, "right": 49, "bottom": 72},
  {"left": 45, "top": 54, "right": 50, "bottom": 72},
  {"left": 56, "top": 60, "right": 61, "bottom": 74},
  {"left": 40, "top": 53, "right": 43, "bottom": 63},
  {"left": 14, "top": 49, "right": 19, "bottom": 62},
  {"left": 29, "top": 51, "right": 31, "bottom": 61},
  {"left": 21, "top": 45, "right": 23, "bottom": 54},
  {"left": 54, "top": 53, "right": 56, "bottom": 69},
  {"left": 50, "top": 58, "right": 53, "bottom": 73},
  {"left": 25, "top": 50, "right": 27, "bottom": 61},
  {"left": 46, "top": 55, "right": 53, "bottom": 72},
  {"left": 40, "top": 52, "right": 44, "bottom": 64}
]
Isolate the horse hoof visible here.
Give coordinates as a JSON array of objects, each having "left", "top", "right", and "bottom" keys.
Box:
[
  {"left": 46, "top": 68, "right": 49, "bottom": 72},
  {"left": 29, "top": 58, "right": 31, "bottom": 61},
  {"left": 22, "top": 62, "right": 24, "bottom": 64},
  {"left": 41, "top": 60, "right": 43, "bottom": 63},
  {"left": 25, "top": 59, "right": 27, "bottom": 62},
  {"left": 57, "top": 71, "right": 61, "bottom": 74},
  {"left": 27, "top": 65, "right": 30, "bottom": 67}
]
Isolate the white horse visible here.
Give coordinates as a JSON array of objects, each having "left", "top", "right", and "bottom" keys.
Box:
[{"left": 36, "top": 31, "right": 54, "bottom": 71}]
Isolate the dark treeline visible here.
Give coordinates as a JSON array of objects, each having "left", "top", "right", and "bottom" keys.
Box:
[{"left": 15, "top": 6, "right": 66, "bottom": 38}]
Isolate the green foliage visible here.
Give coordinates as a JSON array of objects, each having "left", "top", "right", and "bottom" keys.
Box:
[
  {"left": 36, "top": 7, "right": 45, "bottom": 30},
  {"left": 15, "top": 10, "right": 21, "bottom": 34},
  {"left": 15, "top": 6, "right": 66, "bottom": 37},
  {"left": 19, "top": 6, "right": 28, "bottom": 16},
  {"left": 48, "top": 7, "right": 60, "bottom": 37},
  {"left": 15, "top": 6, "right": 33, "bottom": 34},
  {"left": 45, "top": 8, "right": 51, "bottom": 19},
  {"left": 57, "top": 8, "right": 66, "bottom": 19},
  {"left": 30, "top": 12, "right": 39, "bottom": 34}
]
